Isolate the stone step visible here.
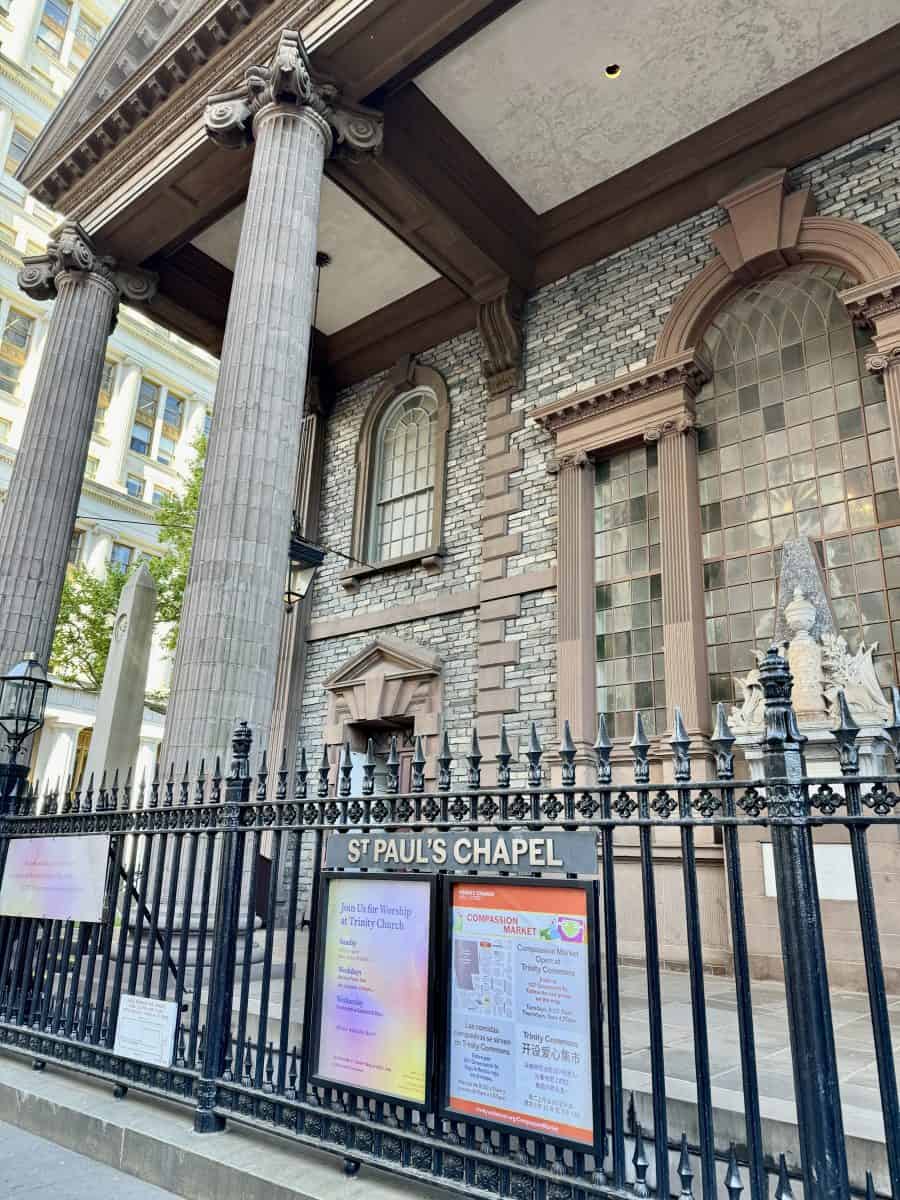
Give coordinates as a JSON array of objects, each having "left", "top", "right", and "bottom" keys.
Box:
[{"left": 0, "top": 1050, "right": 444, "bottom": 1200}]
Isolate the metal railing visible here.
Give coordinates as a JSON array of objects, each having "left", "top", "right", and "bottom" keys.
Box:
[{"left": 0, "top": 647, "right": 898, "bottom": 1198}]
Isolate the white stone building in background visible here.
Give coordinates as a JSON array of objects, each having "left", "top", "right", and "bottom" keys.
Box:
[{"left": 0, "top": 0, "right": 218, "bottom": 790}]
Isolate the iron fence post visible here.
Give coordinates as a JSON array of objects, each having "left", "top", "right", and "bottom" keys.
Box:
[
  {"left": 758, "top": 648, "right": 849, "bottom": 1197},
  {"left": 194, "top": 722, "right": 252, "bottom": 1134}
]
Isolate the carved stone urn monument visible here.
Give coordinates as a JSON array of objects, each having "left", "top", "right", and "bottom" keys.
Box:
[{"left": 730, "top": 537, "right": 892, "bottom": 777}]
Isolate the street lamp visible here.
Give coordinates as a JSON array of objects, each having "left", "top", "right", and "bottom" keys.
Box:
[
  {"left": 0, "top": 653, "right": 50, "bottom": 811},
  {"left": 285, "top": 534, "right": 325, "bottom": 613}
]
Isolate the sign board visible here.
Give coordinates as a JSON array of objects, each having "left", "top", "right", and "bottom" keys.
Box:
[
  {"left": 312, "top": 873, "right": 434, "bottom": 1105},
  {"left": 113, "top": 994, "right": 179, "bottom": 1067},
  {"left": 445, "top": 880, "right": 599, "bottom": 1148},
  {"left": 325, "top": 830, "right": 597, "bottom": 875},
  {"left": 0, "top": 835, "right": 110, "bottom": 923}
]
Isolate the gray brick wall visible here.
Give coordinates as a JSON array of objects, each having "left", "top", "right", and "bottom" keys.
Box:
[
  {"left": 301, "top": 118, "right": 900, "bottom": 747},
  {"left": 310, "top": 329, "right": 485, "bottom": 619}
]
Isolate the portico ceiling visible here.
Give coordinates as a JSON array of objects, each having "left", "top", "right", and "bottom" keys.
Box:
[
  {"left": 192, "top": 179, "right": 440, "bottom": 336},
  {"left": 417, "top": 0, "right": 900, "bottom": 213}
]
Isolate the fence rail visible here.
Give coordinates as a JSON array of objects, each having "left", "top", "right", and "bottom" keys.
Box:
[{"left": 0, "top": 648, "right": 898, "bottom": 1199}]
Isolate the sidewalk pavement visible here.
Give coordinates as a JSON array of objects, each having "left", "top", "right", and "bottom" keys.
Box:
[{"left": 0, "top": 1119, "right": 183, "bottom": 1198}]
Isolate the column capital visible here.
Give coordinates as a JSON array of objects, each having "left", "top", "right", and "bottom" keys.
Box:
[
  {"left": 546, "top": 448, "right": 590, "bottom": 475},
  {"left": 205, "top": 29, "right": 383, "bottom": 161},
  {"left": 644, "top": 413, "right": 697, "bottom": 443},
  {"left": 866, "top": 347, "right": 900, "bottom": 375},
  {"left": 18, "top": 220, "right": 158, "bottom": 314}
]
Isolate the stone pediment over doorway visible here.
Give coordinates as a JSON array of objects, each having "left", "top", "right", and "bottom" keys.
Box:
[{"left": 323, "top": 636, "right": 442, "bottom": 736}]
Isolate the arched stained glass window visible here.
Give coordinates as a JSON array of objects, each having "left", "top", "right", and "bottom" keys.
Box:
[
  {"left": 368, "top": 387, "right": 438, "bottom": 562},
  {"left": 696, "top": 264, "right": 899, "bottom": 706}
]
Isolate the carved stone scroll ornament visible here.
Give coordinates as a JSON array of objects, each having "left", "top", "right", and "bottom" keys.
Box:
[
  {"left": 643, "top": 413, "right": 697, "bottom": 443},
  {"left": 477, "top": 285, "right": 524, "bottom": 396},
  {"left": 866, "top": 347, "right": 900, "bottom": 375},
  {"left": 205, "top": 29, "right": 383, "bottom": 161},
  {"left": 18, "top": 219, "right": 157, "bottom": 329}
]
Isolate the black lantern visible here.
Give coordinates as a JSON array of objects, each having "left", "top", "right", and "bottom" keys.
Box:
[
  {"left": 285, "top": 535, "right": 325, "bottom": 613},
  {"left": 0, "top": 653, "right": 50, "bottom": 761}
]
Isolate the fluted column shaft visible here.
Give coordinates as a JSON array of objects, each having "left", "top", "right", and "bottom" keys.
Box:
[
  {"left": 163, "top": 104, "right": 328, "bottom": 769},
  {"left": 653, "top": 418, "right": 710, "bottom": 735},
  {"left": 164, "top": 29, "right": 382, "bottom": 770},
  {"left": 0, "top": 269, "right": 118, "bottom": 668}
]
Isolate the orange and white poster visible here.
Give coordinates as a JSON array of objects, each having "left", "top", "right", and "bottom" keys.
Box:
[{"left": 447, "top": 882, "right": 595, "bottom": 1146}]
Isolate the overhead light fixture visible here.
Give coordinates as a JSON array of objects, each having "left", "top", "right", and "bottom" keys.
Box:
[{"left": 604, "top": 63, "right": 622, "bottom": 79}]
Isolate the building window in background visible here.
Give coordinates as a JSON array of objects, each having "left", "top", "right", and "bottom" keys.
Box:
[
  {"left": 110, "top": 543, "right": 132, "bottom": 572},
  {"left": 163, "top": 392, "right": 184, "bottom": 430},
  {"left": 85, "top": 456, "right": 99, "bottom": 480},
  {"left": 36, "top": 0, "right": 71, "bottom": 56},
  {"left": 156, "top": 432, "right": 176, "bottom": 465},
  {"left": 130, "top": 380, "right": 158, "bottom": 454},
  {"left": 126, "top": 475, "right": 144, "bottom": 499},
  {"left": 94, "top": 359, "right": 114, "bottom": 435},
  {"left": 0, "top": 309, "right": 34, "bottom": 394},
  {"left": 70, "top": 13, "right": 100, "bottom": 62},
  {"left": 5, "top": 127, "right": 34, "bottom": 175},
  {"left": 68, "top": 529, "right": 83, "bottom": 566},
  {"left": 152, "top": 485, "right": 172, "bottom": 506},
  {"left": 0, "top": 417, "right": 11, "bottom": 443}
]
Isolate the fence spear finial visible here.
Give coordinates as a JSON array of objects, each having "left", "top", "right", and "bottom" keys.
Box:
[
  {"left": 677, "top": 1132, "right": 694, "bottom": 1197},
  {"left": 437, "top": 727, "right": 452, "bottom": 791},
  {"left": 497, "top": 721, "right": 512, "bottom": 789},
  {"left": 774, "top": 1154, "right": 794, "bottom": 1199},
  {"left": 671, "top": 707, "right": 691, "bottom": 782},
  {"left": 631, "top": 712, "right": 650, "bottom": 784},
  {"left": 526, "top": 721, "right": 543, "bottom": 787},
  {"left": 593, "top": 714, "right": 612, "bottom": 784},
  {"left": 559, "top": 719, "right": 576, "bottom": 787},
  {"left": 710, "top": 701, "right": 735, "bottom": 782}
]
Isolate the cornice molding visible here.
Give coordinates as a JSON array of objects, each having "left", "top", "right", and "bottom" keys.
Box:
[
  {"left": 21, "top": 0, "right": 341, "bottom": 212},
  {"left": 0, "top": 55, "right": 61, "bottom": 109},
  {"left": 840, "top": 273, "right": 900, "bottom": 325},
  {"left": 532, "top": 349, "right": 711, "bottom": 436}
]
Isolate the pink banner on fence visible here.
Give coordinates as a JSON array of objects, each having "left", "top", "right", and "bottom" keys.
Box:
[{"left": 0, "top": 835, "right": 110, "bottom": 922}]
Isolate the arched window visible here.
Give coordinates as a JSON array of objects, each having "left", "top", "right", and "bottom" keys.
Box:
[
  {"left": 696, "top": 263, "right": 898, "bottom": 706},
  {"left": 368, "top": 388, "right": 438, "bottom": 562},
  {"left": 344, "top": 362, "right": 451, "bottom": 587}
]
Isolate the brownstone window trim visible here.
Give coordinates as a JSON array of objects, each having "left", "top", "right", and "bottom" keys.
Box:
[{"left": 342, "top": 362, "right": 450, "bottom": 587}]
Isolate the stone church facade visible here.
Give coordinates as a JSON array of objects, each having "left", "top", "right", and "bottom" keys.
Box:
[{"left": 6, "top": 0, "right": 900, "bottom": 981}]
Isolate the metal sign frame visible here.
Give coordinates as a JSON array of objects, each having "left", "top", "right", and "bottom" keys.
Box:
[{"left": 439, "top": 874, "right": 605, "bottom": 1156}]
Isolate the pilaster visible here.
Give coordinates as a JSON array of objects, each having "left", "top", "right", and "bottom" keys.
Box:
[
  {"left": 647, "top": 414, "right": 710, "bottom": 737},
  {"left": 163, "top": 30, "right": 382, "bottom": 770},
  {"left": 474, "top": 284, "right": 524, "bottom": 780},
  {"left": 0, "top": 220, "right": 156, "bottom": 670},
  {"left": 551, "top": 449, "right": 596, "bottom": 763}
]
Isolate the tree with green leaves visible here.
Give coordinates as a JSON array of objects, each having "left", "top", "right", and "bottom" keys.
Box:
[
  {"left": 50, "top": 561, "right": 132, "bottom": 690},
  {"left": 50, "top": 435, "right": 206, "bottom": 691},
  {"left": 148, "top": 432, "right": 206, "bottom": 652}
]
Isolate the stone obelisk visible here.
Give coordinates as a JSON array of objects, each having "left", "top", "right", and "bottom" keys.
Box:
[{"left": 83, "top": 562, "right": 157, "bottom": 787}]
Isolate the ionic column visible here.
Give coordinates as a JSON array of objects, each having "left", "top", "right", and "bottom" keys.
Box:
[
  {"left": 0, "top": 223, "right": 155, "bottom": 669},
  {"left": 163, "top": 31, "right": 382, "bottom": 770},
  {"left": 648, "top": 415, "right": 710, "bottom": 738},
  {"left": 552, "top": 450, "right": 597, "bottom": 766}
]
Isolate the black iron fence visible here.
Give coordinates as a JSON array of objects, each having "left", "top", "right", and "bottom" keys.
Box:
[{"left": 0, "top": 648, "right": 898, "bottom": 1199}]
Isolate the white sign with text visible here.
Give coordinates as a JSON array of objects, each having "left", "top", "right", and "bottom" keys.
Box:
[{"left": 113, "top": 994, "right": 179, "bottom": 1067}]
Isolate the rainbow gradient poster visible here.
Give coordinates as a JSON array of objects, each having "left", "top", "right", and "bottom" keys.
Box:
[
  {"left": 0, "top": 835, "right": 109, "bottom": 922},
  {"left": 315, "top": 876, "right": 431, "bottom": 1104}
]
